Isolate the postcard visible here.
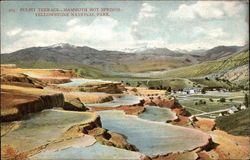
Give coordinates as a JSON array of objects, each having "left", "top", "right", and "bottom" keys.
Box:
[{"left": 1, "top": 1, "right": 249, "bottom": 160}]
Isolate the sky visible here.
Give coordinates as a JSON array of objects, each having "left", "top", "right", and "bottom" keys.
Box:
[{"left": 1, "top": 1, "right": 249, "bottom": 53}]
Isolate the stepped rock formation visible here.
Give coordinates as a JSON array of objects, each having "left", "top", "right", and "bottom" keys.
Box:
[
  {"left": 1, "top": 66, "right": 79, "bottom": 78},
  {"left": 63, "top": 96, "right": 88, "bottom": 111},
  {"left": 1, "top": 85, "right": 65, "bottom": 122},
  {"left": 80, "top": 81, "right": 126, "bottom": 94},
  {"left": 38, "top": 78, "right": 71, "bottom": 84},
  {"left": 90, "top": 105, "right": 145, "bottom": 115},
  {"left": 88, "top": 97, "right": 145, "bottom": 115},
  {"left": 1, "top": 92, "right": 64, "bottom": 122},
  {"left": 145, "top": 98, "right": 176, "bottom": 108},
  {"left": 0, "top": 73, "right": 44, "bottom": 88},
  {"left": 63, "top": 114, "right": 137, "bottom": 151}
]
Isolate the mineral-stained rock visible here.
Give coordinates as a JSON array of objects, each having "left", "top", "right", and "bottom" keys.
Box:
[
  {"left": 61, "top": 114, "right": 137, "bottom": 151},
  {"left": 0, "top": 73, "right": 44, "bottom": 88},
  {"left": 37, "top": 78, "right": 71, "bottom": 84},
  {"left": 1, "top": 86, "right": 65, "bottom": 122},
  {"left": 79, "top": 81, "right": 126, "bottom": 94},
  {"left": 63, "top": 97, "right": 88, "bottom": 111},
  {"left": 145, "top": 98, "right": 176, "bottom": 108},
  {"left": 90, "top": 105, "right": 145, "bottom": 115}
]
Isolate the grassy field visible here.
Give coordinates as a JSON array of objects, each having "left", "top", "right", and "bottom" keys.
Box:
[
  {"left": 122, "top": 78, "right": 232, "bottom": 90},
  {"left": 189, "top": 95, "right": 228, "bottom": 99},
  {"left": 180, "top": 100, "right": 236, "bottom": 115},
  {"left": 122, "top": 78, "right": 195, "bottom": 90},
  {"left": 110, "top": 58, "right": 190, "bottom": 73},
  {"left": 152, "top": 50, "right": 249, "bottom": 78},
  {"left": 189, "top": 92, "right": 244, "bottom": 101},
  {"left": 216, "top": 108, "right": 250, "bottom": 136},
  {"left": 191, "top": 78, "right": 232, "bottom": 88}
]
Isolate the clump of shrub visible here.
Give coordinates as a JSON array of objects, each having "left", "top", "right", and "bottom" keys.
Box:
[
  {"left": 244, "top": 94, "right": 249, "bottom": 107},
  {"left": 131, "top": 88, "right": 138, "bottom": 92},
  {"left": 195, "top": 100, "right": 207, "bottom": 105},
  {"left": 201, "top": 88, "right": 206, "bottom": 94},
  {"left": 219, "top": 98, "right": 226, "bottom": 103}
]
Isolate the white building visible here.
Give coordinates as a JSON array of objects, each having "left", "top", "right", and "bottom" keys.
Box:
[
  {"left": 240, "top": 105, "right": 247, "bottom": 110},
  {"left": 228, "top": 106, "right": 239, "bottom": 114},
  {"left": 183, "top": 88, "right": 201, "bottom": 94}
]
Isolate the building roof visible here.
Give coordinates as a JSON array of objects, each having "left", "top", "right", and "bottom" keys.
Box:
[{"left": 230, "top": 106, "right": 238, "bottom": 112}]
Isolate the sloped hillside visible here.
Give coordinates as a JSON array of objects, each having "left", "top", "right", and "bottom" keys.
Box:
[
  {"left": 216, "top": 108, "right": 250, "bottom": 136},
  {"left": 152, "top": 50, "right": 249, "bottom": 78},
  {"left": 221, "top": 64, "right": 249, "bottom": 86}
]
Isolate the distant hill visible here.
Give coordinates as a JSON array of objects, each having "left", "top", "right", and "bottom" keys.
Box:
[
  {"left": 0, "top": 43, "right": 198, "bottom": 73},
  {"left": 135, "top": 47, "right": 184, "bottom": 56},
  {"left": 1, "top": 43, "right": 247, "bottom": 74},
  {"left": 152, "top": 49, "right": 249, "bottom": 79},
  {"left": 197, "top": 45, "right": 244, "bottom": 61},
  {"left": 1, "top": 44, "right": 126, "bottom": 67}
]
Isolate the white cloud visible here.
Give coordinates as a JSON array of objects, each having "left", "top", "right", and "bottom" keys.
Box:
[
  {"left": 2, "top": 17, "right": 135, "bottom": 53},
  {"left": 132, "top": 21, "right": 139, "bottom": 26},
  {"left": 131, "top": 3, "right": 158, "bottom": 41},
  {"left": 6, "top": 28, "right": 23, "bottom": 36},
  {"left": 1, "top": 1, "right": 247, "bottom": 53},
  {"left": 139, "top": 3, "right": 156, "bottom": 19},
  {"left": 66, "top": 18, "right": 80, "bottom": 26},
  {"left": 168, "top": 1, "right": 245, "bottom": 20},
  {"left": 127, "top": 24, "right": 245, "bottom": 52},
  {"left": 194, "top": 26, "right": 229, "bottom": 39},
  {"left": 164, "top": 33, "right": 246, "bottom": 51}
]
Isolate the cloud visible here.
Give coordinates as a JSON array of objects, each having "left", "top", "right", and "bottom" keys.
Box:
[
  {"left": 138, "top": 3, "right": 156, "bottom": 19},
  {"left": 6, "top": 28, "right": 23, "bottom": 36},
  {"left": 132, "top": 21, "right": 139, "bottom": 26},
  {"left": 2, "top": 17, "right": 135, "bottom": 53},
  {"left": 66, "top": 18, "right": 80, "bottom": 26},
  {"left": 1, "top": 1, "right": 247, "bottom": 53},
  {"left": 131, "top": 3, "right": 158, "bottom": 41},
  {"left": 193, "top": 26, "right": 229, "bottom": 39},
  {"left": 167, "top": 26, "right": 245, "bottom": 51},
  {"left": 168, "top": 1, "right": 245, "bottom": 20}
]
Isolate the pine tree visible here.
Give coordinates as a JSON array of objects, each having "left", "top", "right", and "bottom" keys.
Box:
[{"left": 244, "top": 94, "right": 249, "bottom": 107}]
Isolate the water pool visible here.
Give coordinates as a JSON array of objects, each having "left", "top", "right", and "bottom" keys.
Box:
[{"left": 97, "top": 110, "right": 209, "bottom": 156}]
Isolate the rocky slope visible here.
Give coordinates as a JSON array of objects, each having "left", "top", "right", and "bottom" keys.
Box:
[
  {"left": 221, "top": 64, "right": 249, "bottom": 86},
  {"left": 1, "top": 66, "right": 79, "bottom": 78},
  {"left": 0, "top": 73, "right": 44, "bottom": 88},
  {"left": 1, "top": 93, "right": 64, "bottom": 122},
  {"left": 1, "top": 85, "right": 64, "bottom": 122}
]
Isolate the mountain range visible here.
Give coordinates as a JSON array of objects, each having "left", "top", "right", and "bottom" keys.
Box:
[{"left": 1, "top": 43, "right": 247, "bottom": 73}]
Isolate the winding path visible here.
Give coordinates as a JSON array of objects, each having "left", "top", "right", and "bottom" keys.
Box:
[{"left": 194, "top": 109, "right": 229, "bottom": 116}]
